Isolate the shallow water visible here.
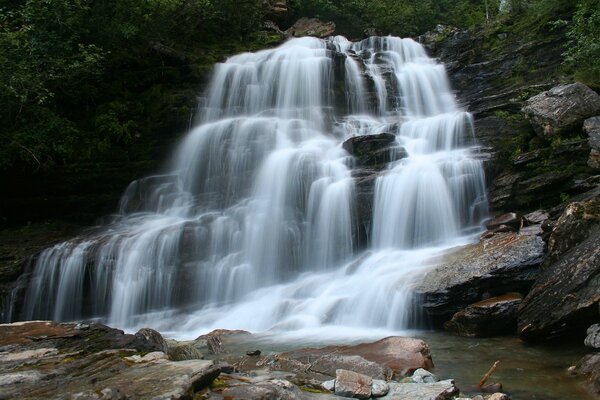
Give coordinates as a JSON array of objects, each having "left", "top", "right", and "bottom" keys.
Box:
[{"left": 207, "top": 330, "right": 595, "bottom": 400}]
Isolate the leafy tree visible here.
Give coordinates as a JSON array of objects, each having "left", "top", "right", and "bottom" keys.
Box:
[{"left": 564, "top": 0, "right": 600, "bottom": 86}]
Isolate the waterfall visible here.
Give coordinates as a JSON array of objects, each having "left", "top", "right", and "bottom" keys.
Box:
[{"left": 13, "top": 36, "right": 487, "bottom": 337}]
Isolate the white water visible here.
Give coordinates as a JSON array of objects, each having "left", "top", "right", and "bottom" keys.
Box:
[{"left": 15, "top": 36, "right": 487, "bottom": 339}]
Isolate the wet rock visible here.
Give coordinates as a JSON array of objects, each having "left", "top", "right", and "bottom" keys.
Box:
[
  {"left": 522, "top": 83, "right": 600, "bottom": 138},
  {"left": 485, "top": 213, "right": 522, "bottom": 231},
  {"left": 584, "top": 324, "right": 600, "bottom": 350},
  {"left": 444, "top": 293, "right": 523, "bottom": 337},
  {"left": 371, "top": 379, "right": 390, "bottom": 397},
  {"left": 0, "top": 321, "right": 221, "bottom": 399},
  {"left": 584, "top": 116, "right": 600, "bottom": 169},
  {"left": 285, "top": 18, "right": 335, "bottom": 38},
  {"left": 518, "top": 200, "right": 600, "bottom": 341},
  {"left": 274, "top": 352, "right": 391, "bottom": 380},
  {"left": 335, "top": 369, "right": 372, "bottom": 399},
  {"left": 545, "top": 198, "right": 600, "bottom": 266},
  {"left": 221, "top": 378, "right": 304, "bottom": 400},
  {"left": 278, "top": 336, "right": 432, "bottom": 378},
  {"left": 194, "top": 329, "right": 250, "bottom": 355},
  {"left": 415, "top": 233, "right": 544, "bottom": 322},
  {"left": 411, "top": 368, "right": 439, "bottom": 383},
  {"left": 246, "top": 350, "right": 261, "bottom": 356},
  {"left": 343, "top": 133, "right": 404, "bottom": 168},
  {"left": 570, "top": 353, "right": 600, "bottom": 394},
  {"left": 380, "top": 379, "right": 459, "bottom": 400}
]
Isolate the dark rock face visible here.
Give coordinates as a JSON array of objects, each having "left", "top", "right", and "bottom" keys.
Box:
[
  {"left": 584, "top": 324, "right": 600, "bottom": 350},
  {"left": 285, "top": 18, "right": 336, "bottom": 38},
  {"left": 0, "top": 321, "right": 221, "bottom": 399},
  {"left": 415, "top": 233, "right": 544, "bottom": 323},
  {"left": 518, "top": 199, "right": 600, "bottom": 342},
  {"left": 522, "top": 83, "right": 600, "bottom": 138},
  {"left": 343, "top": 133, "right": 404, "bottom": 168},
  {"left": 570, "top": 353, "right": 600, "bottom": 395},
  {"left": 443, "top": 293, "right": 523, "bottom": 337},
  {"left": 584, "top": 116, "right": 600, "bottom": 169}
]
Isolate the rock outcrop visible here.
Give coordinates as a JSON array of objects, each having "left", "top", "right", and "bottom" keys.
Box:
[
  {"left": 522, "top": 83, "right": 600, "bottom": 138},
  {"left": 584, "top": 324, "right": 600, "bottom": 350},
  {"left": 285, "top": 18, "right": 336, "bottom": 38},
  {"left": 443, "top": 293, "right": 523, "bottom": 337},
  {"left": 342, "top": 133, "right": 406, "bottom": 169},
  {"left": 584, "top": 116, "right": 600, "bottom": 169},
  {"left": 518, "top": 198, "right": 600, "bottom": 342},
  {"left": 0, "top": 321, "right": 221, "bottom": 399},
  {"left": 415, "top": 232, "right": 544, "bottom": 323}
]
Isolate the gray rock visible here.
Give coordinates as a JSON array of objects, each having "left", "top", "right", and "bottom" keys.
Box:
[
  {"left": 410, "top": 368, "right": 439, "bottom": 383},
  {"left": 518, "top": 199, "right": 600, "bottom": 342},
  {"left": 167, "top": 342, "right": 204, "bottom": 361},
  {"left": 380, "top": 379, "right": 459, "bottom": 400},
  {"left": 485, "top": 213, "right": 522, "bottom": 231},
  {"left": 584, "top": 116, "right": 600, "bottom": 150},
  {"left": 335, "top": 369, "right": 372, "bottom": 399},
  {"left": 486, "top": 394, "right": 510, "bottom": 400},
  {"left": 371, "top": 379, "right": 390, "bottom": 397},
  {"left": 584, "top": 324, "right": 600, "bottom": 349},
  {"left": 322, "top": 379, "right": 335, "bottom": 391},
  {"left": 415, "top": 233, "right": 544, "bottom": 321},
  {"left": 524, "top": 210, "right": 549, "bottom": 225},
  {"left": 570, "top": 353, "right": 600, "bottom": 394},
  {"left": 522, "top": 83, "right": 600, "bottom": 138},
  {"left": 134, "top": 328, "right": 169, "bottom": 354},
  {"left": 273, "top": 352, "right": 391, "bottom": 380},
  {"left": 221, "top": 378, "right": 304, "bottom": 400},
  {"left": 443, "top": 293, "right": 523, "bottom": 337}
]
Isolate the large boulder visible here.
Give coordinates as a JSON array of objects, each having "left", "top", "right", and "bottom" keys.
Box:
[
  {"left": 285, "top": 18, "right": 335, "bottom": 38},
  {"left": 443, "top": 293, "right": 523, "bottom": 337},
  {"left": 584, "top": 324, "right": 600, "bottom": 350},
  {"left": 522, "top": 83, "right": 600, "bottom": 138},
  {"left": 415, "top": 232, "right": 544, "bottom": 322},
  {"left": 343, "top": 133, "right": 406, "bottom": 169},
  {"left": 335, "top": 369, "right": 372, "bottom": 399},
  {"left": 518, "top": 199, "right": 600, "bottom": 342},
  {"left": 584, "top": 116, "right": 600, "bottom": 169}
]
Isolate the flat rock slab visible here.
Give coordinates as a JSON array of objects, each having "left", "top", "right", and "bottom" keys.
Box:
[
  {"left": 0, "top": 321, "right": 221, "bottom": 399},
  {"left": 380, "top": 380, "right": 459, "bottom": 400},
  {"left": 415, "top": 233, "right": 544, "bottom": 320},
  {"left": 279, "top": 336, "right": 432, "bottom": 379}
]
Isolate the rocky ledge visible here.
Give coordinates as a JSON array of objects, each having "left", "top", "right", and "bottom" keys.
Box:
[{"left": 0, "top": 321, "right": 515, "bottom": 400}]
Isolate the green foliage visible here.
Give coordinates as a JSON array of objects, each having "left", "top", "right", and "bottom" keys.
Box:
[{"left": 564, "top": 0, "right": 600, "bottom": 87}]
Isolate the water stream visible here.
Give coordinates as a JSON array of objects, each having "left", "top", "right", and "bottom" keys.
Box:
[{"left": 13, "top": 35, "right": 488, "bottom": 337}]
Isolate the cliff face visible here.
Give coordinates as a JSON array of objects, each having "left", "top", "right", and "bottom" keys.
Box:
[{"left": 422, "top": 25, "right": 597, "bottom": 215}]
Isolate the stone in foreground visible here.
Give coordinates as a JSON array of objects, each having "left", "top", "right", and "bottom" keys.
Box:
[
  {"left": 335, "top": 369, "right": 372, "bottom": 399},
  {"left": 380, "top": 379, "right": 459, "bottom": 400}
]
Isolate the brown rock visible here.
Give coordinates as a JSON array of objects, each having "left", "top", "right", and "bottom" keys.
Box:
[
  {"left": 485, "top": 213, "right": 522, "bottom": 231},
  {"left": 335, "top": 369, "right": 372, "bottom": 399},
  {"left": 285, "top": 18, "right": 336, "bottom": 38},
  {"left": 444, "top": 293, "right": 523, "bottom": 337}
]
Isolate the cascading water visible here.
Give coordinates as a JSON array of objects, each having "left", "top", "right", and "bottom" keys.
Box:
[{"left": 10, "top": 36, "right": 487, "bottom": 338}]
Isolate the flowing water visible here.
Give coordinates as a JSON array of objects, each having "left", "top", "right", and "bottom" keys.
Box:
[{"left": 11, "top": 36, "right": 488, "bottom": 337}]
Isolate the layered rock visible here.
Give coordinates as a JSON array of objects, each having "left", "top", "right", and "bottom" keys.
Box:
[
  {"left": 522, "top": 83, "right": 600, "bottom": 138},
  {"left": 518, "top": 199, "right": 600, "bottom": 342},
  {"left": 584, "top": 324, "right": 600, "bottom": 350},
  {"left": 415, "top": 232, "right": 544, "bottom": 323},
  {"left": 0, "top": 321, "right": 221, "bottom": 399},
  {"left": 285, "top": 18, "right": 336, "bottom": 38},
  {"left": 443, "top": 293, "right": 523, "bottom": 337},
  {"left": 584, "top": 116, "right": 600, "bottom": 169}
]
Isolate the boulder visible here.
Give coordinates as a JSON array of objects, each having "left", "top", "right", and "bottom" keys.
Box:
[
  {"left": 545, "top": 198, "right": 600, "bottom": 266},
  {"left": 371, "top": 379, "right": 390, "bottom": 397},
  {"left": 415, "top": 233, "right": 544, "bottom": 322},
  {"left": 380, "top": 380, "right": 459, "bottom": 400},
  {"left": 486, "top": 393, "right": 510, "bottom": 400},
  {"left": 411, "top": 368, "right": 439, "bottom": 383},
  {"left": 335, "top": 369, "right": 372, "bottom": 399},
  {"left": 0, "top": 321, "right": 221, "bottom": 399},
  {"left": 322, "top": 379, "right": 335, "bottom": 391},
  {"left": 443, "top": 293, "right": 523, "bottom": 337},
  {"left": 523, "top": 210, "right": 549, "bottom": 225},
  {"left": 518, "top": 226, "right": 600, "bottom": 342},
  {"left": 485, "top": 213, "right": 522, "bottom": 231},
  {"left": 135, "top": 327, "right": 169, "bottom": 354},
  {"left": 285, "top": 18, "right": 335, "bottom": 38},
  {"left": 584, "top": 324, "right": 600, "bottom": 350},
  {"left": 522, "top": 83, "right": 600, "bottom": 138},
  {"left": 168, "top": 342, "right": 204, "bottom": 361},
  {"left": 584, "top": 116, "right": 600, "bottom": 169},
  {"left": 278, "top": 336, "right": 432, "bottom": 378},
  {"left": 570, "top": 353, "right": 600, "bottom": 395},
  {"left": 221, "top": 378, "right": 304, "bottom": 400},
  {"left": 274, "top": 352, "right": 391, "bottom": 380},
  {"left": 343, "top": 133, "right": 405, "bottom": 168}
]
